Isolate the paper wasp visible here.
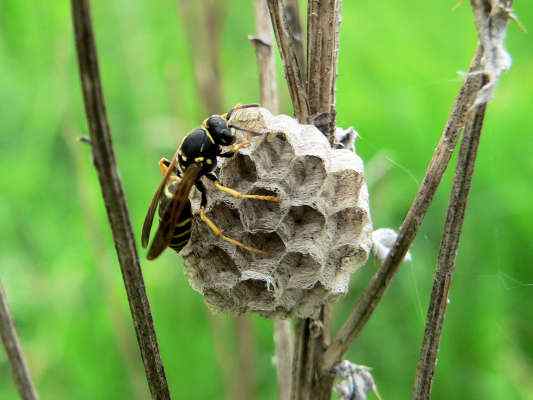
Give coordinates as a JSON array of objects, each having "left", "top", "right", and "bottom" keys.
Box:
[{"left": 141, "top": 104, "right": 280, "bottom": 260}]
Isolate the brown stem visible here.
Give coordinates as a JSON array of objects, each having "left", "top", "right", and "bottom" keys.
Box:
[
  {"left": 0, "top": 281, "right": 39, "bottom": 400},
  {"left": 70, "top": 1, "right": 170, "bottom": 398},
  {"left": 266, "top": 0, "right": 309, "bottom": 121},
  {"left": 322, "top": 47, "right": 485, "bottom": 373},
  {"left": 267, "top": 1, "right": 341, "bottom": 398},
  {"left": 412, "top": 79, "right": 488, "bottom": 400},
  {"left": 306, "top": 0, "right": 342, "bottom": 143},
  {"left": 65, "top": 130, "right": 150, "bottom": 400},
  {"left": 413, "top": 1, "right": 514, "bottom": 396},
  {"left": 284, "top": 0, "right": 306, "bottom": 83},
  {"left": 287, "top": 2, "right": 342, "bottom": 398},
  {"left": 291, "top": 307, "right": 333, "bottom": 400}
]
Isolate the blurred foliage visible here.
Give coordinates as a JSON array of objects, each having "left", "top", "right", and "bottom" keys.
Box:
[{"left": 1, "top": 1, "right": 532, "bottom": 399}]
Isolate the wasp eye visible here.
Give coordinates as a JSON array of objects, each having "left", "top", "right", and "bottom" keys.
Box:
[
  {"left": 218, "top": 128, "right": 235, "bottom": 146},
  {"left": 206, "top": 115, "right": 235, "bottom": 146}
]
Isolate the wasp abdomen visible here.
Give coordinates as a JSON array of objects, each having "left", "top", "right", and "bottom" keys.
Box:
[{"left": 166, "top": 201, "right": 192, "bottom": 253}]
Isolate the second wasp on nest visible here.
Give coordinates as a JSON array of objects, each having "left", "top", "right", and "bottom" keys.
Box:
[{"left": 143, "top": 105, "right": 372, "bottom": 319}]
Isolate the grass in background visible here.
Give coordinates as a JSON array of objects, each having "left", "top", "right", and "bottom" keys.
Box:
[{"left": 1, "top": 1, "right": 532, "bottom": 399}]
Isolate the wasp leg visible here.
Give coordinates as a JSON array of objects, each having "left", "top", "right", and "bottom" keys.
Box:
[
  {"left": 227, "top": 123, "right": 264, "bottom": 136},
  {"left": 205, "top": 174, "right": 280, "bottom": 203},
  {"left": 195, "top": 180, "right": 266, "bottom": 255},
  {"left": 159, "top": 158, "right": 171, "bottom": 175},
  {"left": 199, "top": 209, "right": 267, "bottom": 255},
  {"left": 160, "top": 157, "right": 183, "bottom": 179},
  {"left": 195, "top": 180, "right": 209, "bottom": 209},
  {"left": 219, "top": 141, "right": 250, "bottom": 158}
]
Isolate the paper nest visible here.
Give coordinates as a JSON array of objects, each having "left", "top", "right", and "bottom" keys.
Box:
[{"left": 181, "top": 107, "right": 372, "bottom": 319}]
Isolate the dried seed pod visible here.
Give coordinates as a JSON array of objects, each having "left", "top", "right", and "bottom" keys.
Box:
[{"left": 181, "top": 107, "right": 372, "bottom": 318}]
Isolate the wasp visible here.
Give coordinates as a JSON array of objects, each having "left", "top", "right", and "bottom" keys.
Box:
[{"left": 141, "top": 104, "right": 280, "bottom": 260}]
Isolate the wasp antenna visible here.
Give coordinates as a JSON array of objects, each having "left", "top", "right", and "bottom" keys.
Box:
[
  {"left": 226, "top": 103, "right": 260, "bottom": 120},
  {"left": 228, "top": 123, "right": 264, "bottom": 136}
]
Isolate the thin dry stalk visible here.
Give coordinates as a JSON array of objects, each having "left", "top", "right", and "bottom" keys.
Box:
[
  {"left": 412, "top": 82, "right": 488, "bottom": 400},
  {"left": 322, "top": 48, "right": 485, "bottom": 373},
  {"left": 0, "top": 281, "right": 39, "bottom": 400},
  {"left": 65, "top": 130, "right": 149, "bottom": 400},
  {"left": 70, "top": 1, "right": 170, "bottom": 398},
  {"left": 291, "top": 308, "right": 334, "bottom": 400},
  {"left": 306, "top": 0, "right": 342, "bottom": 142},
  {"left": 284, "top": 0, "right": 306, "bottom": 82},
  {"left": 285, "top": 1, "right": 341, "bottom": 398},
  {"left": 266, "top": 0, "right": 309, "bottom": 121},
  {"left": 267, "top": 1, "right": 341, "bottom": 398},
  {"left": 413, "top": 1, "right": 514, "bottom": 396}
]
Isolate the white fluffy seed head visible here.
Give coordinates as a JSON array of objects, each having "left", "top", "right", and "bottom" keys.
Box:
[{"left": 181, "top": 107, "right": 372, "bottom": 319}]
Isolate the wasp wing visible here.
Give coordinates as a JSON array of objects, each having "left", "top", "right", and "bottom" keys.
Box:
[
  {"left": 225, "top": 103, "right": 259, "bottom": 121},
  {"left": 146, "top": 163, "right": 202, "bottom": 260},
  {"left": 141, "top": 150, "right": 179, "bottom": 249}
]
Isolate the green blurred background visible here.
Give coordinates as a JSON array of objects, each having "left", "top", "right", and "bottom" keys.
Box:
[{"left": 1, "top": 1, "right": 532, "bottom": 399}]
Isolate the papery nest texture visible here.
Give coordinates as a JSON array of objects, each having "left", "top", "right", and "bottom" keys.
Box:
[{"left": 181, "top": 107, "right": 372, "bottom": 319}]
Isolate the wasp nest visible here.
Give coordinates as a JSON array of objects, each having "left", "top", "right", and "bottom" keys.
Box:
[{"left": 181, "top": 107, "right": 372, "bottom": 319}]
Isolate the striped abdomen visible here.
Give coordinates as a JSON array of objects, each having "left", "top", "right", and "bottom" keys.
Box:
[
  {"left": 158, "top": 178, "right": 193, "bottom": 255},
  {"left": 167, "top": 200, "right": 192, "bottom": 253}
]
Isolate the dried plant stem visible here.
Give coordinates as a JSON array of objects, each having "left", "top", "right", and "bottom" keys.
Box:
[
  {"left": 306, "top": 0, "right": 342, "bottom": 142},
  {"left": 0, "top": 281, "right": 39, "bottom": 400},
  {"left": 285, "top": 2, "right": 341, "bottom": 398},
  {"left": 413, "top": 1, "right": 514, "bottom": 396},
  {"left": 291, "top": 312, "right": 334, "bottom": 400},
  {"left": 70, "top": 1, "right": 170, "bottom": 398},
  {"left": 412, "top": 81, "right": 488, "bottom": 400},
  {"left": 65, "top": 129, "right": 149, "bottom": 400},
  {"left": 266, "top": 0, "right": 309, "bottom": 121},
  {"left": 322, "top": 48, "right": 485, "bottom": 373},
  {"left": 267, "top": 1, "right": 341, "bottom": 398},
  {"left": 284, "top": 0, "right": 306, "bottom": 82}
]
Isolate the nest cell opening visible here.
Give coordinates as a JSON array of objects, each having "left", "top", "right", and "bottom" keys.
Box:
[
  {"left": 289, "top": 155, "right": 327, "bottom": 198},
  {"left": 239, "top": 187, "right": 282, "bottom": 232},
  {"left": 219, "top": 153, "right": 258, "bottom": 193}
]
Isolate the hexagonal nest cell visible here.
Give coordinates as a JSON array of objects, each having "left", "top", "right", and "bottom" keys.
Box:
[{"left": 181, "top": 107, "right": 372, "bottom": 319}]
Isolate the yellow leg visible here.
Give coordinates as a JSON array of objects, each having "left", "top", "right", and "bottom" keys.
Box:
[
  {"left": 199, "top": 208, "right": 267, "bottom": 255},
  {"left": 159, "top": 158, "right": 171, "bottom": 175},
  {"left": 213, "top": 181, "right": 280, "bottom": 203},
  {"left": 229, "top": 140, "right": 250, "bottom": 153},
  {"left": 159, "top": 158, "right": 179, "bottom": 199}
]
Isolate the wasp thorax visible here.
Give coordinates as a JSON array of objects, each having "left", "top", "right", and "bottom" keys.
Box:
[
  {"left": 182, "top": 107, "right": 372, "bottom": 319},
  {"left": 206, "top": 115, "right": 234, "bottom": 146}
]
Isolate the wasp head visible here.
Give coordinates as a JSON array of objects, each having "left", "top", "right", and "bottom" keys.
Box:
[{"left": 206, "top": 115, "right": 235, "bottom": 146}]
